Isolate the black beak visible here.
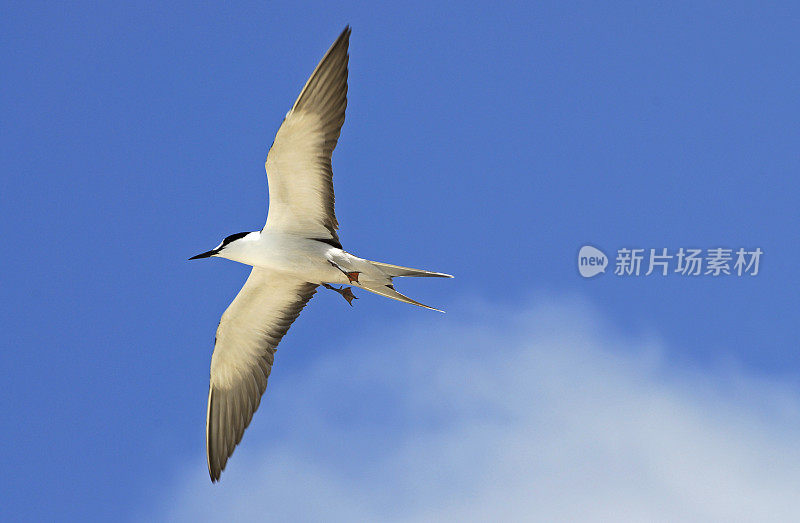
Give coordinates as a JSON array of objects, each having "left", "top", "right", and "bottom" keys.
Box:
[{"left": 189, "top": 249, "right": 216, "bottom": 260}]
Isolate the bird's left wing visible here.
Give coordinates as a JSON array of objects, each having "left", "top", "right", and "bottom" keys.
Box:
[
  {"left": 263, "top": 26, "right": 350, "bottom": 247},
  {"left": 206, "top": 267, "right": 317, "bottom": 481}
]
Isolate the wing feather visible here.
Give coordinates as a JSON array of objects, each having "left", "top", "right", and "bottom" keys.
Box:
[
  {"left": 263, "top": 26, "right": 350, "bottom": 246},
  {"left": 206, "top": 268, "right": 317, "bottom": 481}
]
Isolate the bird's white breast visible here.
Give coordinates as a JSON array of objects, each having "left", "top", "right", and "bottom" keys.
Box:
[{"left": 219, "top": 232, "right": 341, "bottom": 283}]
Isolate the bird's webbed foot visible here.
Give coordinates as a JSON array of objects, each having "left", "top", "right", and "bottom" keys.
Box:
[
  {"left": 322, "top": 283, "right": 358, "bottom": 306},
  {"left": 328, "top": 261, "right": 361, "bottom": 284}
]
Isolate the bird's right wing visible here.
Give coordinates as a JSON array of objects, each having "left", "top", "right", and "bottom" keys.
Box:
[
  {"left": 263, "top": 26, "right": 350, "bottom": 247},
  {"left": 206, "top": 268, "right": 317, "bottom": 481}
]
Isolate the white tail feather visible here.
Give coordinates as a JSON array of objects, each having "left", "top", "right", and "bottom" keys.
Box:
[
  {"left": 369, "top": 260, "right": 453, "bottom": 278},
  {"left": 359, "top": 282, "right": 445, "bottom": 312}
]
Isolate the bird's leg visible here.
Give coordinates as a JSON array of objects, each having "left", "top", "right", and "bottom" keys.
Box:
[
  {"left": 322, "top": 283, "right": 358, "bottom": 306},
  {"left": 328, "top": 261, "right": 361, "bottom": 284}
]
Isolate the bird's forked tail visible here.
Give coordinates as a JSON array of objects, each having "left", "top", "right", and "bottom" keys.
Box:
[{"left": 359, "top": 260, "right": 453, "bottom": 312}]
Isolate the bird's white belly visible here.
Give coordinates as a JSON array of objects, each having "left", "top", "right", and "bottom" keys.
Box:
[{"left": 230, "top": 234, "right": 343, "bottom": 284}]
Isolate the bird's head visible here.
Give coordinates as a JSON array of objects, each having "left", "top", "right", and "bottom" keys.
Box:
[{"left": 189, "top": 231, "right": 255, "bottom": 261}]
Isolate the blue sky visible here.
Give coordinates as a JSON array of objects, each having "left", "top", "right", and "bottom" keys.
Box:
[{"left": 2, "top": 2, "right": 798, "bottom": 521}]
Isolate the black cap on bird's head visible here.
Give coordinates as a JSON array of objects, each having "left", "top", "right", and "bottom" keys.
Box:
[{"left": 189, "top": 232, "right": 250, "bottom": 260}]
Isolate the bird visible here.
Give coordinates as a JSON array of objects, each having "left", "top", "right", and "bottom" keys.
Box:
[{"left": 189, "top": 26, "right": 452, "bottom": 482}]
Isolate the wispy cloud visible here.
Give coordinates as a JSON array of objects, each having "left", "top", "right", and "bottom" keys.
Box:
[{"left": 152, "top": 296, "right": 800, "bottom": 522}]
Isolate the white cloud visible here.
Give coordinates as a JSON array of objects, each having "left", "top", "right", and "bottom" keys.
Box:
[{"left": 151, "top": 297, "right": 800, "bottom": 522}]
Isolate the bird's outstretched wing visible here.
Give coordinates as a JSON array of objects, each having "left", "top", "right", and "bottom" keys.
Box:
[
  {"left": 206, "top": 268, "right": 317, "bottom": 481},
  {"left": 263, "top": 26, "right": 350, "bottom": 247}
]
